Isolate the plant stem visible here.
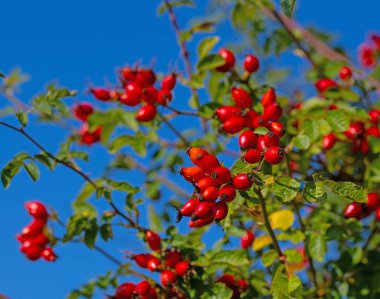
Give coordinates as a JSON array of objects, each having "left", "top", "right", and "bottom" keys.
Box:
[{"left": 157, "top": 111, "right": 190, "bottom": 147}]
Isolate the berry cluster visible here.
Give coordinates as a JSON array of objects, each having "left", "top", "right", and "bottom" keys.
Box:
[
  {"left": 315, "top": 65, "right": 354, "bottom": 95},
  {"left": 16, "top": 201, "right": 56, "bottom": 262},
  {"left": 73, "top": 102, "right": 102, "bottom": 145},
  {"left": 217, "top": 274, "right": 249, "bottom": 299},
  {"left": 215, "top": 48, "right": 259, "bottom": 74},
  {"left": 91, "top": 67, "right": 176, "bottom": 122},
  {"left": 358, "top": 34, "right": 380, "bottom": 68},
  {"left": 322, "top": 108, "right": 380, "bottom": 153},
  {"left": 113, "top": 280, "right": 157, "bottom": 299},
  {"left": 344, "top": 192, "right": 380, "bottom": 221}
]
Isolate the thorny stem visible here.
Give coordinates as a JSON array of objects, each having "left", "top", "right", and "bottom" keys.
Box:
[{"left": 0, "top": 121, "right": 145, "bottom": 232}]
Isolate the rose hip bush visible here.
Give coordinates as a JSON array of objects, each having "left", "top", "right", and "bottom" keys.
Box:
[{"left": 1, "top": 1, "right": 380, "bottom": 298}]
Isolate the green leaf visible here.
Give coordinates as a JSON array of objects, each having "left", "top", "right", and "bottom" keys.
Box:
[
  {"left": 199, "top": 103, "right": 219, "bottom": 118},
  {"left": 254, "top": 126, "right": 269, "bottom": 135},
  {"left": 302, "top": 181, "right": 327, "bottom": 203},
  {"left": 293, "top": 133, "right": 311, "bottom": 150},
  {"left": 198, "top": 36, "right": 220, "bottom": 59},
  {"left": 157, "top": 0, "right": 195, "bottom": 16},
  {"left": 197, "top": 54, "right": 225, "bottom": 72},
  {"left": 197, "top": 249, "right": 249, "bottom": 268},
  {"left": 308, "top": 233, "right": 326, "bottom": 262},
  {"left": 16, "top": 112, "right": 28, "bottom": 127},
  {"left": 262, "top": 249, "right": 278, "bottom": 267},
  {"left": 23, "top": 162, "right": 40, "bottom": 182},
  {"left": 100, "top": 223, "right": 113, "bottom": 241},
  {"left": 280, "top": 0, "right": 296, "bottom": 18},
  {"left": 106, "top": 179, "right": 139, "bottom": 194},
  {"left": 200, "top": 283, "right": 233, "bottom": 299},
  {"left": 34, "top": 153, "right": 54, "bottom": 170},
  {"left": 108, "top": 133, "right": 147, "bottom": 157},
  {"left": 277, "top": 230, "right": 305, "bottom": 243},
  {"left": 288, "top": 274, "right": 303, "bottom": 295},
  {"left": 341, "top": 89, "right": 360, "bottom": 102},
  {"left": 148, "top": 205, "right": 164, "bottom": 232},
  {"left": 271, "top": 265, "right": 289, "bottom": 299},
  {"left": 272, "top": 176, "right": 300, "bottom": 202},
  {"left": 327, "top": 110, "right": 349, "bottom": 132},
  {"left": 84, "top": 218, "right": 98, "bottom": 248}
]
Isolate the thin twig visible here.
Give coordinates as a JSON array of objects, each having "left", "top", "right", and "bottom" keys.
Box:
[
  {"left": 164, "top": 105, "right": 201, "bottom": 117},
  {"left": 157, "top": 112, "right": 190, "bottom": 147}
]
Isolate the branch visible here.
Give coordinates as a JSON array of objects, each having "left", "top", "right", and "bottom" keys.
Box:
[
  {"left": 0, "top": 121, "right": 145, "bottom": 232},
  {"left": 164, "top": 105, "right": 202, "bottom": 117},
  {"left": 157, "top": 111, "right": 191, "bottom": 147}
]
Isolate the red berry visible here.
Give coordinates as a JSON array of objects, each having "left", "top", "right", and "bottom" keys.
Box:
[
  {"left": 73, "top": 103, "right": 94, "bottom": 122},
  {"left": 244, "top": 54, "right": 259, "bottom": 73},
  {"left": 146, "top": 230, "right": 161, "bottom": 251},
  {"left": 136, "top": 104, "right": 157, "bottom": 122},
  {"left": 142, "top": 86, "right": 159, "bottom": 104},
  {"left": 135, "top": 69, "right": 156, "bottom": 87},
  {"left": 264, "top": 146, "right": 284, "bottom": 165},
  {"left": 367, "top": 126, "right": 380, "bottom": 138},
  {"left": 243, "top": 110, "right": 258, "bottom": 129},
  {"left": 115, "top": 282, "right": 136, "bottom": 299},
  {"left": 232, "top": 173, "right": 253, "bottom": 191},
  {"left": 31, "top": 233, "right": 49, "bottom": 247},
  {"left": 345, "top": 121, "right": 365, "bottom": 139},
  {"left": 238, "top": 130, "right": 257, "bottom": 150},
  {"left": 91, "top": 88, "right": 112, "bottom": 101},
  {"left": 196, "top": 177, "right": 220, "bottom": 193},
  {"left": 219, "top": 185, "right": 237, "bottom": 202},
  {"left": 360, "top": 138, "right": 369, "bottom": 155},
  {"left": 197, "top": 154, "right": 220, "bottom": 175},
  {"left": 344, "top": 202, "right": 363, "bottom": 219},
  {"left": 376, "top": 208, "right": 380, "bottom": 221},
  {"left": 257, "top": 135, "right": 267, "bottom": 152},
  {"left": 252, "top": 116, "right": 268, "bottom": 129},
  {"left": 238, "top": 279, "right": 249, "bottom": 292},
  {"left": 133, "top": 253, "right": 152, "bottom": 268},
  {"left": 211, "top": 166, "right": 232, "bottom": 185},
  {"left": 161, "top": 270, "right": 177, "bottom": 288},
  {"left": 240, "top": 231, "right": 254, "bottom": 249},
  {"left": 263, "top": 103, "right": 282, "bottom": 121},
  {"left": 215, "top": 106, "right": 241, "bottom": 122},
  {"left": 216, "top": 48, "right": 235, "bottom": 72},
  {"left": 315, "top": 78, "right": 338, "bottom": 93},
  {"left": 261, "top": 88, "right": 276, "bottom": 107},
  {"left": 339, "top": 66, "right": 352, "bottom": 80},
  {"left": 41, "top": 247, "right": 57, "bottom": 262},
  {"left": 218, "top": 274, "right": 236, "bottom": 288},
  {"left": 188, "top": 214, "right": 215, "bottom": 228},
  {"left": 369, "top": 109, "right": 380, "bottom": 125},
  {"left": 200, "top": 186, "right": 219, "bottom": 203},
  {"left": 222, "top": 117, "right": 246, "bottom": 134},
  {"left": 147, "top": 256, "right": 161, "bottom": 272},
  {"left": 192, "top": 202, "right": 215, "bottom": 220},
  {"left": 24, "top": 244, "right": 43, "bottom": 261},
  {"left": 179, "top": 198, "right": 199, "bottom": 218},
  {"left": 214, "top": 201, "right": 228, "bottom": 222},
  {"left": 25, "top": 201, "right": 48, "bottom": 220},
  {"left": 244, "top": 149, "right": 261, "bottom": 164},
  {"left": 269, "top": 122, "right": 285, "bottom": 137},
  {"left": 21, "top": 219, "right": 45, "bottom": 238},
  {"left": 367, "top": 193, "right": 380, "bottom": 211},
  {"left": 157, "top": 89, "right": 172, "bottom": 106},
  {"left": 20, "top": 240, "right": 37, "bottom": 253},
  {"left": 263, "top": 132, "right": 280, "bottom": 147},
  {"left": 161, "top": 74, "right": 176, "bottom": 91},
  {"left": 80, "top": 124, "right": 102, "bottom": 145},
  {"left": 187, "top": 147, "right": 209, "bottom": 166},
  {"left": 175, "top": 261, "right": 190, "bottom": 276},
  {"left": 165, "top": 250, "right": 182, "bottom": 268},
  {"left": 180, "top": 166, "right": 204, "bottom": 183},
  {"left": 322, "top": 133, "right": 337, "bottom": 150},
  {"left": 136, "top": 281, "right": 151, "bottom": 296},
  {"left": 121, "top": 67, "right": 136, "bottom": 82},
  {"left": 231, "top": 87, "right": 253, "bottom": 109}
]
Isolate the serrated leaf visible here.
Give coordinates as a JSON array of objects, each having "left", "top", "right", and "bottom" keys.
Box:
[
  {"left": 254, "top": 126, "right": 269, "bottom": 135},
  {"left": 197, "top": 54, "right": 225, "bottom": 72},
  {"left": 302, "top": 181, "right": 327, "bottom": 203},
  {"left": 23, "top": 162, "right": 40, "bottom": 182},
  {"left": 34, "top": 153, "right": 54, "bottom": 170},
  {"left": 269, "top": 210, "right": 294, "bottom": 230},
  {"left": 308, "top": 233, "right": 326, "bottom": 262},
  {"left": 272, "top": 176, "right": 300, "bottom": 202},
  {"left": 293, "top": 133, "right": 311, "bottom": 150},
  {"left": 198, "top": 36, "right": 220, "bottom": 59},
  {"left": 199, "top": 103, "right": 220, "bottom": 118},
  {"left": 327, "top": 110, "right": 349, "bottom": 132},
  {"left": 288, "top": 274, "right": 303, "bottom": 295},
  {"left": 106, "top": 179, "right": 139, "bottom": 194},
  {"left": 262, "top": 249, "right": 278, "bottom": 267},
  {"left": 200, "top": 283, "right": 233, "bottom": 299},
  {"left": 277, "top": 230, "right": 305, "bottom": 243},
  {"left": 16, "top": 112, "right": 28, "bottom": 127},
  {"left": 271, "top": 265, "right": 289, "bottom": 299},
  {"left": 253, "top": 235, "right": 272, "bottom": 251}
]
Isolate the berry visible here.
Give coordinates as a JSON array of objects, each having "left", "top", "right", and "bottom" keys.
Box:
[
  {"left": 161, "top": 270, "right": 177, "bottom": 288},
  {"left": 244, "top": 149, "right": 261, "bottom": 164},
  {"left": 192, "top": 202, "right": 214, "bottom": 220},
  {"left": 41, "top": 247, "right": 57, "bottom": 262},
  {"left": 196, "top": 177, "right": 220, "bottom": 193},
  {"left": 21, "top": 219, "right": 45, "bottom": 238},
  {"left": 263, "top": 103, "right": 282, "bottom": 121},
  {"left": 91, "top": 88, "right": 112, "bottom": 101},
  {"left": 25, "top": 201, "right": 48, "bottom": 220},
  {"left": 24, "top": 244, "right": 43, "bottom": 261},
  {"left": 115, "top": 282, "right": 136, "bottom": 299},
  {"left": 240, "top": 231, "right": 254, "bottom": 249},
  {"left": 222, "top": 117, "right": 246, "bottom": 134},
  {"left": 231, "top": 87, "right": 253, "bottom": 109},
  {"left": 180, "top": 166, "right": 204, "bottom": 183},
  {"left": 80, "top": 124, "right": 102, "bottom": 145},
  {"left": 136, "top": 104, "right": 157, "bottom": 122},
  {"left": 157, "top": 89, "right": 172, "bottom": 106},
  {"left": 133, "top": 253, "right": 152, "bottom": 268},
  {"left": 257, "top": 135, "right": 267, "bottom": 152},
  {"left": 252, "top": 116, "right": 268, "bottom": 129},
  {"left": 147, "top": 256, "right": 161, "bottom": 272},
  {"left": 218, "top": 274, "right": 236, "bottom": 288},
  {"left": 359, "top": 44, "right": 376, "bottom": 68},
  {"left": 244, "top": 54, "right": 259, "bottom": 73},
  {"left": 219, "top": 185, "right": 237, "bottom": 202},
  {"left": 188, "top": 214, "right": 215, "bottom": 228},
  {"left": 360, "top": 138, "right": 369, "bottom": 155},
  {"left": 121, "top": 67, "right": 136, "bottom": 82},
  {"left": 344, "top": 202, "right": 363, "bottom": 219},
  {"left": 31, "top": 233, "right": 49, "bottom": 247},
  {"left": 243, "top": 110, "right": 258, "bottom": 129},
  {"left": 165, "top": 250, "right": 182, "bottom": 268},
  {"left": 269, "top": 122, "right": 286, "bottom": 137},
  {"left": 263, "top": 132, "right": 280, "bottom": 147},
  {"left": 136, "top": 281, "right": 151, "bottom": 296},
  {"left": 187, "top": 147, "right": 209, "bottom": 166},
  {"left": 146, "top": 230, "right": 161, "bottom": 251},
  {"left": 211, "top": 166, "right": 232, "bottom": 185},
  {"left": 367, "top": 193, "right": 380, "bottom": 211},
  {"left": 175, "top": 261, "right": 190, "bottom": 276},
  {"left": 161, "top": 73, "right": 177, "bottom": 91},
  {"left": 238, "top": 279, "right": 249, "bottom": 292},
  {"left": 315, "top": 78, "right": 338, "bottom": 93},
  {"left": 369, "top": 109, "right": 380, "bottom": 125},
  {"left": 322, "top": 133, "right": 337, "bottom": 150},
  {"left": 238, "top": 130, "right": 257, "bottom": 150},
  {"left": 264, "top": 146, "right": 285, "bottom": 165},
  {"left": 214, "top": 201, "right": 228, "bottom": 222},
  {"left": 142, "top": 86, "right": 159, "bottom": 104},
  {"left": 197, "top": 154, "right": 220, "bottom": 175},
  {"left": 376, "top": 208, "right": 380, "bottom": 221},
  {"left": 367, "top": 126, "right": 380, "bottom": 137},
  {"left": 216, "top": 48, "right": 235, "bottom": 72},
  {"left": 261, "top": 88, "right": 276, "bottom": 107},
  {"left": 135, "top": 69, "right": 156, "bottom": 87},
  {"left": 215, "top": 106, "right": 241, "bottom": 122},
  {"left": 345, "top": 122, "right": 365, "bottom": 139},
  {"left": 200, "top": 186, "right": 219, "bottom": 203},
  {"left": 339, "top": 66, "right": 352, "bottom": 80},
  {"left": 73, "top": 103, "right": 94, "bottom": 122},
  {"left": 233, "top": 173, "right": 253, "bottom": 191},
  {"left": 178, "top": 198, "right": 199, "bottom": 221}
]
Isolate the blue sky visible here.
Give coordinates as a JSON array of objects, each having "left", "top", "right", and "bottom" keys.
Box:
[{"left": 0, "top": 1, "right": 379, "bottom": 298}]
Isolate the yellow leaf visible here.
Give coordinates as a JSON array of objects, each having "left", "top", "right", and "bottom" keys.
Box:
[
  {"left": 253, "top": 235, "right": 272, "bottom": 251},
  {"left": 269, "top": 210, "right": 294, "bottom": 230}
]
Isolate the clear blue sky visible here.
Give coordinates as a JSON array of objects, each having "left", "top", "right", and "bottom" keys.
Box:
[{"left": 0, "top": 1, "right": 379, "bottom": 298}]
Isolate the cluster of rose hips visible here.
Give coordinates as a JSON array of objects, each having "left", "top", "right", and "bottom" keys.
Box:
[
  {"left": 344, "top": 192, "right": 380, "bottom": 221},
  {"left": 112, "top": 280, "right": 157, "bottom": 299},
  {"left": 322, "top": 108, "right": 380, "bottom": 154},
  {"left": 73, "top": 102, "right": 102, "bottom": 145},
  {"left": 16, "top": 201, "right": 56, "bottom": 262},
  {"left": 217, "top": 274, "right": 249, "bottom": 299},
  {"left": 90, "top": 67, "right": 177, "bottom": 122},
  {"left": 358, "top": 33, "right": 380, "bottom": 68}
]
